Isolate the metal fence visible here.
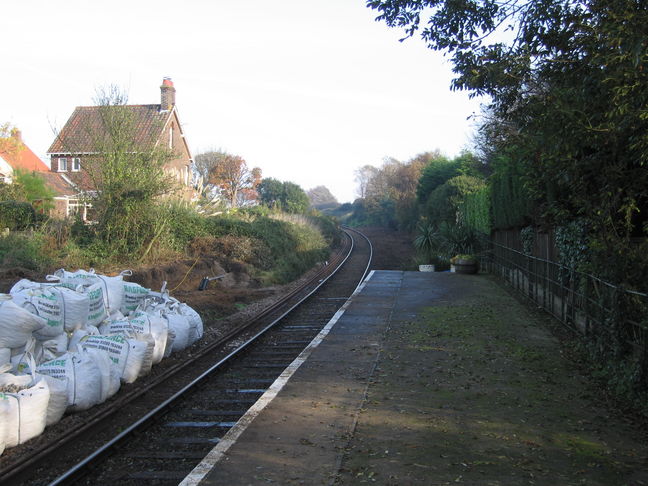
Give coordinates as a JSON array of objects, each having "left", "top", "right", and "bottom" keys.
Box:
[{"left": 482, "top": 240, "right": 648, "bottom": 361}]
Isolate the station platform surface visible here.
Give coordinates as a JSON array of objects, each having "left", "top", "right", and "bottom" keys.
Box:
[
  {"left": 180, "top": 270, "right": 460, "bottom": 486},
  {"left": 180, "top": 270, "right": 648, "bottom": 486}
]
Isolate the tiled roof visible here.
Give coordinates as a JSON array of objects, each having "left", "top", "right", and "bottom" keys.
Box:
[
  {"left": 48, "top": 104, "right": 171, "bottom": 154},
  {"left": 38, "top": 172, "right": 78, "bottom": 197},
  {"left": 0, "top": 140, "right": 49, "bottom": 172}
]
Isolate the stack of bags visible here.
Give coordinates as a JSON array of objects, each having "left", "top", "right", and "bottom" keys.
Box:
[{"left": 0, "top": 269, "right": 203, "bottom": 456}]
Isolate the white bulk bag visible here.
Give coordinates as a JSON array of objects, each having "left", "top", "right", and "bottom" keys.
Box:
[
  {"left": 11, "top": 340, "right": 35, "bottom": 371},
  {"left": 166, "top": 314, "right": 191, "bottom": 353},
  {"left": 82, "top": 283, "right": 108, "bottom": 328},
  {"left": 78, "top": 334, "right": 149, "bottom": 384},
  {"left": 75, "top": 335, "right": 128, "bottom": 377},
  {"left": 162, "top": 295, "right": 203, "bottom": 344},
  {"left": 11, "top": 283, "right": 89, "bottom": 334},
  {"left": 79, "top": 346, "right": 120, "bottom": 400},
  {"left": 121, "top": 282, "right": 150, "bottom": 315},
  {"left": 0, "top": 369, "right": 50, "bottom": 448},
  {"left": 53, "top": 286, "right": 90, "bottom": 332},
  {"left": 9, "top": 356, "right": 67, "bottom": 426},
  {"left": 141, "top": 294, "right": 201, "bottom": 346},
  {"left": 0, "top": 393, "right": 8, "bottom": 455},
  {"left": 96, "top": 271, "right": 129, "bottom": 316},
  {"left": 102, "top": 313, "right": 168, "bottom": 365},
  {"left": 124, "top": 337, "right": 151, "bottom": 382},
  {"left": 40, "top": 374, "right": 67, "bottom": 426},
  {"left": 52, "top": 268, "right": 128, "bottom": 316},
  {"left": 132, "top": 334, "right": 155, "bottom": 377},
  {"left": 0, "top": 348, "right": 9, "bottom": 367},
  {"left": 37, "top": 333, "right": 69, "bottom": 362},
  {"left": 67, "top": 325, "right": 100, "bottom": 353},
  {"left": 0, "top": 295, "right": 46, "bottom": 346},
  {"left": 49, "top": 274, "right": 108, "bottom": 328},
  {"left": 49, "top": 269, "right": 96, "bottom": 287},
  {"left": 164, "top": 327, "right": 176, "bottom": 358},
  {"left": 37, "top": 352, "right": 102, "bottom": 412},
  {"left": 178, "top": 303, "right": 203, "bottom": 342}
]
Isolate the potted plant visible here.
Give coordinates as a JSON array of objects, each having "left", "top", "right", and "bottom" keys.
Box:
[
  {"left": 413, "top": 223, "right": 441, "bottom": 272},
  {"left": 450, "top": 254, "right": 479, "bottom": 274}
]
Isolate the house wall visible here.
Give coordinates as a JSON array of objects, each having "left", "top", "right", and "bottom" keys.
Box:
[
  {"left": 0, "top": 157, "right": 14, "bottom": 180},
  {"left": 51, "top": 198, "right": 69, "bottom": 219},
  {"left": 49, "top": 154, "right": 93, "bottom": 192},
  {"left": 161, "top": 113, "right": 194, "bottom": 200},
  {"left": 51, "top": 156, "right": 63, "bottom": 172}
]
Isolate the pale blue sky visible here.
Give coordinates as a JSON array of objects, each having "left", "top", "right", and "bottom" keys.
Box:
[{"left": 3, "top": 0, "right": 483, "bottom": 202}]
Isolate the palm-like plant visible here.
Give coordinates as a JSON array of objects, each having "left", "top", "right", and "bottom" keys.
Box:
[{"left": 413, "top": 222, "right": 442, "bottom": 264}]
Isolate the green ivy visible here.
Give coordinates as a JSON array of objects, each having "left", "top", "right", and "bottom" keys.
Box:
[
  {"left": 520, "top": 226, "right": 535, "bottom": 256},
  {"left": 555, "top": 220, "right": 589, "bottom": 271}
]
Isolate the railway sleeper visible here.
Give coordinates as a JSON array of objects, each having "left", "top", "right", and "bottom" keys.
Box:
[
  {"left": 244, "top": 363, "right": 291, "bottom": 368},
  {"left": 167, "top": 437, "right": 221, "bottom": 445},
  {"left": 164, "top": 421, "right": 237, "bottom": 428},
  {"left": 126, "top": 451, "right": 206, "bottom": 459}
]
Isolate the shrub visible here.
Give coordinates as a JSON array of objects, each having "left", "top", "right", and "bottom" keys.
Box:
[
  {"left": 200, "top": 211, "right": 332, "bottom": 284},
  {"left": 0, "top": 232, "right": 52, "bottom": 271},
  {"left": 161, "top": 202, "right": 209, "bottom": 251},
  {"left": 0, "top": 201, "right": 36, "bottom": 231}
]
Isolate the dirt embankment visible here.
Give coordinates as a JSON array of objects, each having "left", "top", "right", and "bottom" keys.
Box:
[{"left": 0, "top": 227, "right": 418, "bottom": 320}]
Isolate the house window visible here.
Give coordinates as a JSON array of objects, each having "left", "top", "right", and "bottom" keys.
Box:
[
  {"left": 169, "top": 125, "right": 174, "bottom": 149},
  {"left": 58, "top": 158, "right": 68, "bottom": 171},
  {"left": 72, "top": 158, "right": 81, "bottom": 172},
  {"left": 67, "top": 198, "right": 92, "bottom": 221}
]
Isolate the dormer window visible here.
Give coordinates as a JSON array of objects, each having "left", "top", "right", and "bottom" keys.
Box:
[
  {"left": 72, "top": 157, "right": 81, "bottom": 172},
  {"left": 58, "top": 158, "right": 68, "bottom": 172}
]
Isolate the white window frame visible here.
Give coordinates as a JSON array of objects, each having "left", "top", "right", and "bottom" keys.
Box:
[
  {"left": 58, "top": 158, "right": 68, "bottom": 172},
  {"left": 72, "top": 157, "right": 81, "bottom": 172},
  {"left": 169, "top": 125, "right": 174, "bottom": 149},
  {"left": 66, "top": 197, "right": 92, "bottom": 221}
]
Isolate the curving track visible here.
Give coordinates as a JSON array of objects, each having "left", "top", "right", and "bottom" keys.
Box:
[{"left": 0, "top": 227, "right": 372, "bottom": 486}]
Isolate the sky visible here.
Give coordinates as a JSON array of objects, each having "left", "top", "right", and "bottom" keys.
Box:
[{"left": 3, "top": 0, "right": 484, "bottom": 203}]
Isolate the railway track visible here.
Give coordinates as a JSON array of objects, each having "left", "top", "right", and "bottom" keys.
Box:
[{"left": 1, "top": 227, "right": 372, "bottom": 486}]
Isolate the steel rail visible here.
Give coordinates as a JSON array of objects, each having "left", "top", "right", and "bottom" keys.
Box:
[
  {"left": 0, "top": 230, "right": 353, "bottom": 485},
  {"left": 46, "top": 228, "right": 367, "bottom": 486},
  {"left": 343, "top": 226, "right": 373, "bottom": 292}
]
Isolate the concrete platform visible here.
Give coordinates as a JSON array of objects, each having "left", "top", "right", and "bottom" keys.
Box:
[
  {"left": 177, "top": 270, "right": 648, "bottom": 486},
  {"left": 179, "top": 270, "right": 411, "bottom": 486}
]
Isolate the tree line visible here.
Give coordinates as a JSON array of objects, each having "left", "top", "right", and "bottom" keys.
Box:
[{"left": 360, "top": 0, "right": 648, "bottom": 290}]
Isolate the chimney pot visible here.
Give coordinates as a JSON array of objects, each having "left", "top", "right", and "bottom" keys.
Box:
[{"left": 160, "top": 77, "right": 176, "bottom": 111}]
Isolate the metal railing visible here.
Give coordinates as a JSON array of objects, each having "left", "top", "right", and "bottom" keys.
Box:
[{"left": 483, "top": 241, "right": 648, "bottom": 359}]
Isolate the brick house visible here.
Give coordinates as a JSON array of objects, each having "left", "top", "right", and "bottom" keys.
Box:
[
  {"left": 46, "top": 78, "right": 194, "bottom": 218},
  {"left": 0, "top": 130, "right": 82, "bottom": 218}
]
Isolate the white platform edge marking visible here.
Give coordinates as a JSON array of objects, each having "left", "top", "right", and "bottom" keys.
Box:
[{"left": 178, "top": 270, "right": 377, "bottom": 486}]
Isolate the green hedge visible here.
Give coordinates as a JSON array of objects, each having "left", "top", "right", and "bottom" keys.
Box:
[
  {"left": 490, "top": 155, "right": 534, "bottom": 230},
  {"left": 460, "top": 185, "right": 491, "bottom": 235}
]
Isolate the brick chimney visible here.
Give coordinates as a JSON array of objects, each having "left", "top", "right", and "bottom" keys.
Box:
[{"left": 160, "top": 77, "right": 176, "bottom": 111}]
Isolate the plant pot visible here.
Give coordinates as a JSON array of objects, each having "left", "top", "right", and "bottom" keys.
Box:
[
  {"left": 418, "top": 264, "right": 435, "bottom": 272},
  {"left": 452, "top": 259, "right": 478, "bottom": 274}
]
